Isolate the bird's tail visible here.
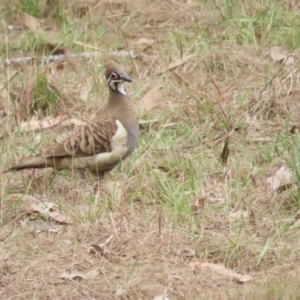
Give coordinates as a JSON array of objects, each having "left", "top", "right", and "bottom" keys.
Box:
[{"left": 4, "top": 157, "right": 51, "bottom": 172}]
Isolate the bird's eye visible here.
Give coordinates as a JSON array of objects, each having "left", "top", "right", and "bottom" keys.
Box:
[{"left": 110, "top": 72, "right": 119, "bottom": 80}]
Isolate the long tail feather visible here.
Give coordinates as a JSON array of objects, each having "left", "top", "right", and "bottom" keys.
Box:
[{"left": 4, "top": 157, "right": 50, "bottom": 172}]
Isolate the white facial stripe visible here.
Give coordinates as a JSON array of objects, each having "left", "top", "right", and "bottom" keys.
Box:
[
  {"left": 117, "top": 83, "right": 127, "bottom": 96},
  {"left": 108, "top": 79, "right": 117, "bottom": 90},
  {"left": 108, "top": 79, "right": 127, "bottom": 96}
]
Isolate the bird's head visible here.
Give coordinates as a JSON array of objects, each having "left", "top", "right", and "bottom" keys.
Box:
[{"left": 104, "top": 61, "right": 132, "bottom": 96}]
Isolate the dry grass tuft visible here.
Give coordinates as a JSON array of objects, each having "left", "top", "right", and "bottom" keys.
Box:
[{"left": 1, "top": 0, "right": 300, "bottom": 299}]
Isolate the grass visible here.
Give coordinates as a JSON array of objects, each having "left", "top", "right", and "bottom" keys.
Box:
[{"left": 1, "top": 0, "right": 300, "bottom": 299}]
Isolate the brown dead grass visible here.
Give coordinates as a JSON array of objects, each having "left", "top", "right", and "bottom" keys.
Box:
[{"left": 1, "top": 0, "right": 300, "bottom": 299}]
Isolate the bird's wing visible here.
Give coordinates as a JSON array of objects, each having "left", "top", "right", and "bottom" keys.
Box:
[{"left": 40, "top": 118, "right": 116, "bottom": 158}]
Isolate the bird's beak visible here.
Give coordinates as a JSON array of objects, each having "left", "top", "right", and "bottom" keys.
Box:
[{"left": 121, "top": 75, "right": 132, "bottom": 82}]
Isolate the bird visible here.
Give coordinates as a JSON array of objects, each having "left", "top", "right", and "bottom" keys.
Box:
[{"left": 6, "top": 61, "right": 139, "bottom": 177}]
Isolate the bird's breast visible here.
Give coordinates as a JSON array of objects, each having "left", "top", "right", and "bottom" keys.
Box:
[{"left": 123, "top": 125, "right": 139, "bottom": 159}]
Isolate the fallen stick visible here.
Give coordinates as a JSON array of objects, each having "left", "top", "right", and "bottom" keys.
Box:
[{"left": 0, "top": 50, "right": 136, "bottom": 68}]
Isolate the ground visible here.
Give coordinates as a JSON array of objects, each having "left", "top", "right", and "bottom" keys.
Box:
[{"left": 1, "top": 0, "right": 300, "bottom": 299}]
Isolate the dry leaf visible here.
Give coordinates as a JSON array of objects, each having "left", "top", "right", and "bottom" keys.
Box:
[
  {"left": 266, "top": 164, "right": 293, "bottom": 192},
  {"left": 89, "top": 244, "right": 105, "bottom": 256},
  {"left": 139, "top": 119, "right": 160, "bottom": 129},
  {"left": 156, "top": 54, "right": 195, "bottom": 75},
  {"left": 31, "top": 203, "right": 72, "bottom": 224},
  {"left": 59, "top": 269, "right": 99, "bottom": 281},
  {"left": 154, "top": 294, "right": 170, "bottom": 300},
  {"left": 120, "top": 28, "right": 137, "bottom": 39},
  {"left": 135, "top": 37, "right": 155, "bottom": 47},
  {"left": 290, "top": 125, "right": 298, "bottom": 134},
  {"left": 192, "top": 195, "right": 206, "bottom": 213},
  {"left": 283, "top": 56, "right": 294, "bottom": 65},
  {"left": 19, "top": 115, "right": 67, "bottom": 131},
  {"left": 48, "top": 227, "right": 61, "bottom": 234},
  {"left": 138, "top": 53, "right": 155, "bottom": 64},
  {"left": 173, "top": 71, "right": 189, "bottom": 86},
  {"left": 270, "top": 46, "right": 294, "bottom": 65},
  {"left": 229, "top": 210, "right": 249, "bottom": 220},
  {"left": 19, "top": 116, "right": 85, "bottom": 132},
  {"left": 89, "top": 234, "right": 113, "bottom": 255},
  {"left": 116, "top": 286, "right": 126, "bottom": 296},
  {"left": 220, "top": 137, "right": 229, "bottom": 164},
  {"left": 35, "top": 226, "right": 61, "bottom": 234},
  {"left": 168, "top": 54, "right": 196, "bottom": 71},
  {"left": 250, "top": 137, "right": 272, "bottom": 142},
  {"left": 136, "top": 85, "right": 163, "bottom": 113},
  {"left": 22, "top": 12, "right": 40, "bottom": 32},
  {"left": 270, "top": 46, "right": 287, "bottom": 62},
  {"left": 189, "top": 262, "right": 252, "bottom": 283},
  {"left": 48, "top": 211, "right": 70, "bottom": 224}
]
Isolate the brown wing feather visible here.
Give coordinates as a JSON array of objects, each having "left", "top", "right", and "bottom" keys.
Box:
[{"left": 40, "top": 116, "right": 115, "bottom": 159}]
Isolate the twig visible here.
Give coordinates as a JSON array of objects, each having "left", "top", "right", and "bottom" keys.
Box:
[
  {"left": 0, "top": 62, "right": 29, "bottom": 93},
  {"left": 257, "top": 62, "right": 286, "bottom": 99},
  {"left": 208, "top": 75, "right": 229, "bottom": 122},
  {"left": 213, "top": 0, "right": 226, "bottom": 21},
  {"left": 0, "top": 50, "right": 137, "bottom": 68}
]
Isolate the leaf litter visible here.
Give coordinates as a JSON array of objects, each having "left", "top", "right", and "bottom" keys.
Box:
[
  {"left": 136, "top": 85, "right": 163, "bottom": 113},
  {"left": 266, "top": 163, "right": 294, "bottom": 192},
  {"left": 188, "top": 262, "right": 252, "bottom": 283},
  {"left": 30, "top": 202, "right": 72, "bottom": 225},
  {"left": 156, "top": 54, "right": 196, "bottom": 74},
  {"left": 21, "top": 12, "right": 40, "bottom": 32},
  {"left": 270, "top": 46, "right": 295, "bottom": 65},
  {"left": 2, "top": 0, "right": 300, "bottom": 299},
  {"left": 59, "top": 269, "right": 99, "bottom": 281}
]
